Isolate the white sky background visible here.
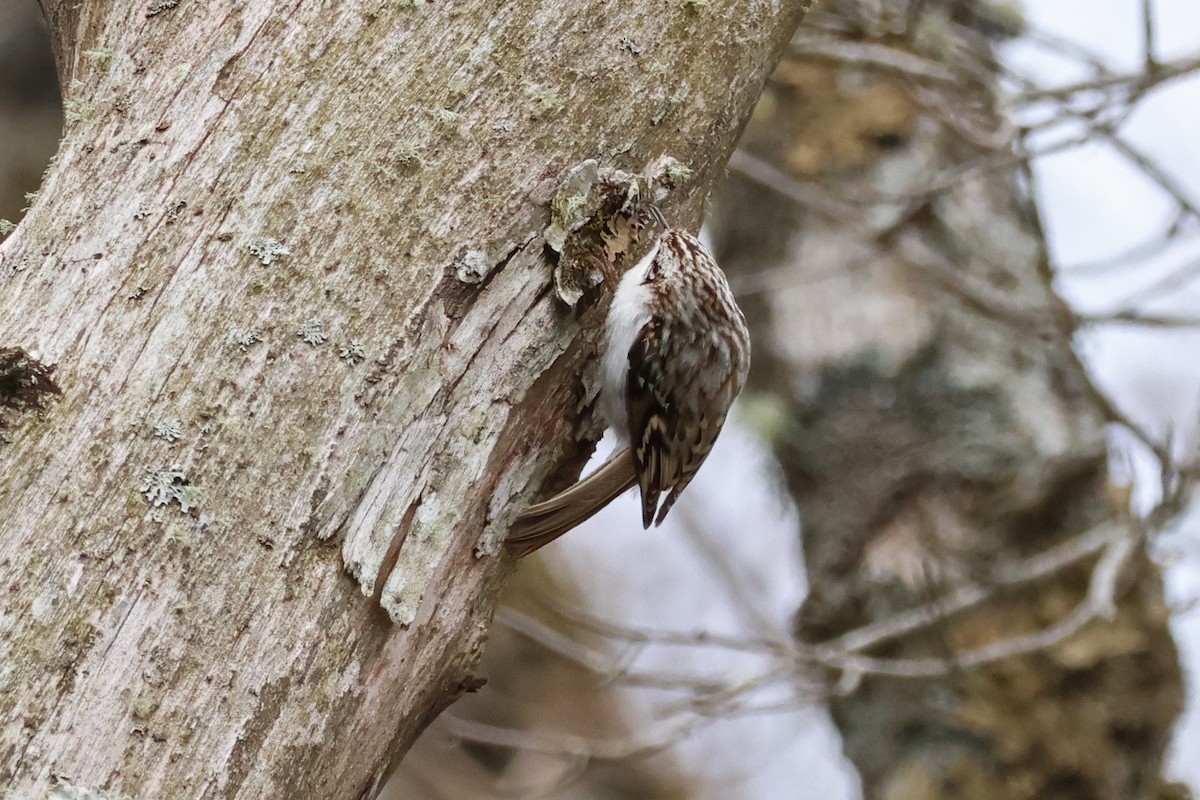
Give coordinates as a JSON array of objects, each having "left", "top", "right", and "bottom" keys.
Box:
[{"left": 542, "top": 2, "right": 1200, "bottom": 797}]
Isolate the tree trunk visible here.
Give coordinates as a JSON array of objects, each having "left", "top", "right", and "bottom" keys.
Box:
[
  {"left": 712, "top": 5, "right": 1188, "bottom": 799},
  {"left": 0, "top": 1, "right": 810, "bottom": 797}
]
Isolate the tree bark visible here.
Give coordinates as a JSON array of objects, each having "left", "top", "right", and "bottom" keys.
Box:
[
  {"left": 0, "top": 1, "right": 810, "bottom": 797},
  {"left": 712, "top": 5, "right": 1188, "bottom": 799}
]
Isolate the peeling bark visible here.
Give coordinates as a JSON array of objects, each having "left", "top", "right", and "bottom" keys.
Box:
[{"left": 0, "top": 1, "right": 811, "bottom": 797}]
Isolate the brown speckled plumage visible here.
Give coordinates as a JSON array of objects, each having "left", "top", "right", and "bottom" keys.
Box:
[{"left": 507, "top": 211, "right": 750, "bottom": 557}]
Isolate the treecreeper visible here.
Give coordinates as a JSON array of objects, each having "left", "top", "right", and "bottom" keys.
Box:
[{"left": 508, "top": 206, "right": 751, "bottom": 556}]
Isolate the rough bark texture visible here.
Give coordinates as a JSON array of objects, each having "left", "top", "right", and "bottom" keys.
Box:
[
  {"left": 712, "top": 4, "right": 1188, "bottom": 799},
  {"left": 0, "top": 1, "right": 810, "bottom": 797}
]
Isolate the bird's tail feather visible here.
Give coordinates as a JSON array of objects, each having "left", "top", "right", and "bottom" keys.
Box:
[{"left": 506, "top": 449, "right": 638, "bottom": 558}]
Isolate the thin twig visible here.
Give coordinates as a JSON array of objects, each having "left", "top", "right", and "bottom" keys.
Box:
[
  {"left": 547, "top": 602, "right": 788, "bottom": 655},
  {"left": 1077, "top": 310, "right": 1200, "bottom": 329},
  {"left": 726, "top": 149, "right": 856, "bottom": 222},
  {"left": 1142, "top": 0, "right": 1159, "bottom": 72},
  {"left": 437, "top": 713, "right": 702, "bottom": 761},
  {"left": 810, "top": 522, "right": 1126, "bottom": 659},
  {"left": 1019, "top": 54, "right": 1200, "bottom": 102},
  {"left": 789, "top": 35, "right": 959, "bottom": 82},
  {"left": 1104, "top": 131, "right": 1200, "bottom": 220},
  {"left": 1057, "top": 212, "right": 1189, "bottom": 275},
  {"left": 810, "top": 529, "right": 1139, "bottom": 680}
]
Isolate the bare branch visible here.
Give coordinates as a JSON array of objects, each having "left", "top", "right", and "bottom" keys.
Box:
[
  {"left": 1104, "top": 131, "right": 1200, "bottom": 220},
  {"left": 1142, "top": 0, "right": 1160, "bottom": 71},
  {"left": 809, "top": 522, "right": 1128, "bottom": 658},
  {"left": 807, "top": 527, "right": 1140, "bottom": 680},
  {"left": 1057, "top": 212, "right": 1191, "bottom": 275},
  {"left": 789, "top": 36, "right": 958, "bottom": 83},
  {"left": 438, "top": 712, "right": 700, "bottom": 761},
  {"left": 534, "top": 521, "right": 1147, "bottom": 688},
  {"left": 1019, "top": 54, "right": 1200, "bottom": 103}
]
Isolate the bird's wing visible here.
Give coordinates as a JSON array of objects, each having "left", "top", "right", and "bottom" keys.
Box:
[{"left": 626, "top": 316, "right": 694, "bottom": 528}]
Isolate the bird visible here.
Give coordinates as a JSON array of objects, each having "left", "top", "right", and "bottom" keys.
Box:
[{"left": 507, "top": 206, "right": 751, "bottom": 557}]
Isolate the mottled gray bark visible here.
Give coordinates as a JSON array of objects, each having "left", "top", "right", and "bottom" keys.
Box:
[
  {"left": 0, "top": 1, "right": 810, "bottom": 797},
  {"left": 712, "top": 5, "right": 1187, "bottom": 799}
]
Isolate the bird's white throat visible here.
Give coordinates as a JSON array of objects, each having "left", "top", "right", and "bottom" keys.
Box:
[{"left": 600, "top": 239, "right": 660, "bottom": 442}]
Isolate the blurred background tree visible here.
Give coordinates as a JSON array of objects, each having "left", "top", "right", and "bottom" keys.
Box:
[
  {"left": 0, "top": 0, "right": 60, "bottom": 223},
  {"left": 713, "top": 2, "right": 1188, "bottom": 797}
]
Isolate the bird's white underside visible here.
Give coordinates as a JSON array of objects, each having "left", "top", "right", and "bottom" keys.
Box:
[{"left": 601, "top": 238, "right": 660, "bottom": 444}]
